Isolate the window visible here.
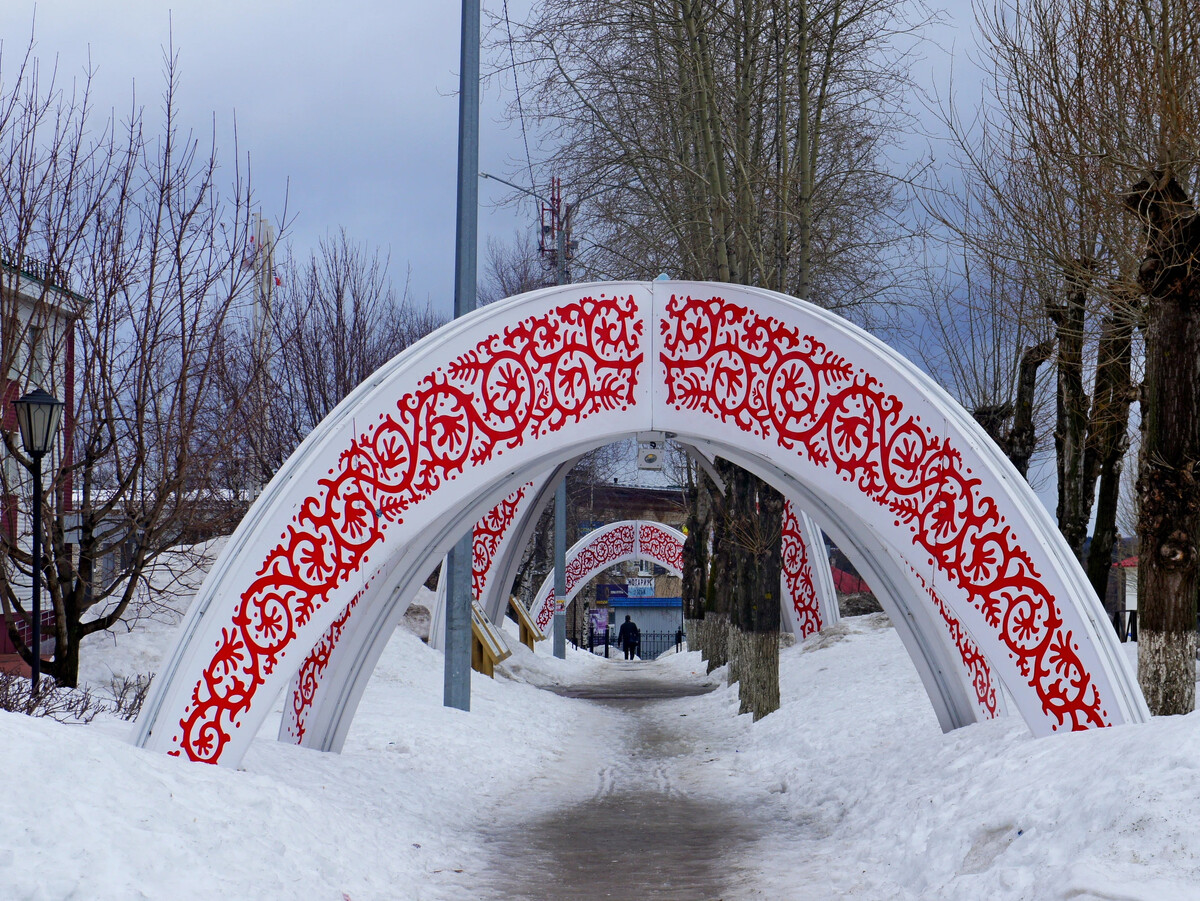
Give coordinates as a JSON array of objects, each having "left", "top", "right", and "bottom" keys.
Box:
[{"left": 29, "top": 325, "right": 46, "bottom": 386}]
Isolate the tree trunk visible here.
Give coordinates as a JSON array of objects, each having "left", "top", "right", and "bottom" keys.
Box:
[
  {"left": 1083, "top": 310, "right": 1135, "bottom": 605},
  {"left": 681, "top": 471, "right": 712, "bottom": 621},
  {"left": 718, "top": 463, "right": 783, "bottom": 719},
  {"left": 971, "top": 340, "right": 1051, "bottom": 480},
  {"left": 1008, "top": 340, "right": 1054, "bottom": 478},
  {"left": 738, "top": 631, "right": 780, "bottom": 720},
  {"left": 1128, "top": 171, "right": 1200, "bottom": 716},
  {"left": 1049, "top": 275, "right": 1092, "bottom": 559},
  {"left": 684, "top": 617, "right": 702, "bottom": 658},
  {"left": 705, "top": 613, "right": 730, "bottom": 673},
  {"left": 727, "top": 624, "right": 744, "bottom": 688}
]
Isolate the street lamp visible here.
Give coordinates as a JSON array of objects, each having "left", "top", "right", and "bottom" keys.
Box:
[{"left": 14, "top": 387, "right": 63, "bottom": 691}]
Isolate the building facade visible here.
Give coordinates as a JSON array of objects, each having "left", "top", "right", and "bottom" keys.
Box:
[{"left": 1, "top": 248, "right": 82, "bottom": 655}]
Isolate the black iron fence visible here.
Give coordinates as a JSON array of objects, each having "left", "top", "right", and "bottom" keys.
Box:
[
  {"left": 567, "top": 628, "right": 685, "bottom": 660},
  {"left": 0, "top": 245, "right": 71, "bottom": 291}
]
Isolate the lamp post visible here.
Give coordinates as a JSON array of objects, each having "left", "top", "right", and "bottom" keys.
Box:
[{"left": 14, "top": 388, "right": 64, "bottom": 691}]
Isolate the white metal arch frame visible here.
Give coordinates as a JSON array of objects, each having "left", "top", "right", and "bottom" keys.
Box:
[
  {"left": 524, "top": 508, "right": 840, "bottom": 640},
  {"left": 781, "top": 502, "right": 841, "bottom": 638},
  {"left": 134, "top": 281, "right": 1147, "bottom": 766},
  {"left": 281, "top": 472, "right": 551, "bottom": 747},
  {"left": 528, "top": 520, "right": 687, "bottom": 632}
]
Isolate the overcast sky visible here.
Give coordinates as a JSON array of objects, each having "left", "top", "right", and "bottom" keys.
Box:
[
  {"left": 1, "top": 1, "right": 548, "bottom": 319},
  {"left": 3, "top": 1, "right": 979, "bottom": 320}
]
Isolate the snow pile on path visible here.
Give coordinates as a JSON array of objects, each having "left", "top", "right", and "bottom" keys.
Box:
[{"left": 2, "top": 550, "right": 1199, "bottom": 900}]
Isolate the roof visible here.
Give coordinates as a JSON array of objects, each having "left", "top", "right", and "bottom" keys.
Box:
[{"left": 0, "top": 246, "right": 90, "bottom": 308}]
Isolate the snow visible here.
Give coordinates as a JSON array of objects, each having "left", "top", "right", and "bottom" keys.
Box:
[{"left": 3, "top": 552, "right": 1200, "bottom": 899}]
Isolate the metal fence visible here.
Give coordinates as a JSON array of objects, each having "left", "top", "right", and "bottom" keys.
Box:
[{"left": 567, "top": 628, "right": 684, "bottom": 660}]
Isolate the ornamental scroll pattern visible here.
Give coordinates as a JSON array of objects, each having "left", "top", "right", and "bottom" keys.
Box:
[
  {"left": 283, "top": 586, "right": 368, "bottom": 744},
  {"left": 780, "top": 501, "right": 822, "bottom": 639},
  {"left": 473, "top": 484, "right": 533, "bottom": 600},
  {"left": 637, "top": 523, "right": 684, "bottom": 571},
  {"left": 659, "top": 294, "right": 1108, "bottom": 731},
  {"left": 533, "top": 522, "right": 686, "bottom": 631},
  {"left": 284, "top": 482, "right": 535, "bottom": 746},
  {"left": 176, "top": 294, "right": 643, "bottom": 762}
]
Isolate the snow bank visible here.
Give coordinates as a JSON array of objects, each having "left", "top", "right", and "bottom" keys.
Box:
[{"left": 3, "top": 545, "right": 1199, "bottom": 900}]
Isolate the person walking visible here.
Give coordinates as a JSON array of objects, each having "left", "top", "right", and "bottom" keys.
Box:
[
  {"left": 618, "top": 614, "right": 640, "bottom": 660},
  {"left": 675, "top": 627, "right": 684, "bottom": 652}
]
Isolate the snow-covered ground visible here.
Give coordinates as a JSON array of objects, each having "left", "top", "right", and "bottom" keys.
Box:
[{"left": 2, "top": 549, "right": 1199, "bottom": 900}]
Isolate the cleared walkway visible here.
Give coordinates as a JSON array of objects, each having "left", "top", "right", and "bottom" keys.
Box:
[{"left": 474, "top": 659, "right": 779, "bottom": 900}]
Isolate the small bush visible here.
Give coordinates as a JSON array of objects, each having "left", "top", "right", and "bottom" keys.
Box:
[
  {"left": 107, "top": 673, "right": 154, "bottom": 721},
  {"left": 0, "top": 669, "right": 155, "bottom": 722},
  {"left": 0, "top": 670, "right": 107, "bottom": 723}
]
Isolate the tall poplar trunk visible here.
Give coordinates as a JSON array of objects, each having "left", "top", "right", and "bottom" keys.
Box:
[
  {"left": 1083, "top": 309, "right": 1136, "bottom": 605},
  {"left": 1048, "top": 273, "right": 1092, "bottom": 559},
  {"left": 1128, "top": 171, "right": 1200, "bottom": 716},
  {"left": 714, "top": 462, "right": 782, "bottom": 719}
]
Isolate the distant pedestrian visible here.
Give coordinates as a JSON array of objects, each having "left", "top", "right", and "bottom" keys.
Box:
[
  {"left": 618, "top": 614, "right": 640, "bottom": 660},
  {"left": 675, "top": 628, "right": 683, "bottom": 652}
]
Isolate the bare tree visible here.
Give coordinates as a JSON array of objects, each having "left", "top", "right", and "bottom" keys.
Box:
[
  {"left": 922, "top": 0, "right": 1145, "bottom": 612},
  {"left": 501, "top": 0, "right": 931, "bottom": 717},
  {"left": 505, "top": 0, "right": 928, "bottom": 321},
  {"left": 929, "top": 0, "right": 1200, "bottom": 713},
  {"left": 0, "top": 41, "right": 262, "bottom": 686},
  {"left": 1116, "top": 0, "right": 1200, "bottom": 715},
  {"left": 216, "top": 230, "right": 444, "bottom": 490},
  {"left": 478, "top": 230, "right": 549, "bottom": 305}
]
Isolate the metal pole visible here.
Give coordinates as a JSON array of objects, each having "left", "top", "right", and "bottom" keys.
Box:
[
  {"left": 551, "top": 206, "right": 569, "bottom": 659},
  {"left": 444, "top": 0, "right": 480, "bottom": 712},
  {"left": 553, "top": 477, "right": 567, "bottom": 659},
  {"left": 30, "top": 453, "right": 42, "bottom": 691}
]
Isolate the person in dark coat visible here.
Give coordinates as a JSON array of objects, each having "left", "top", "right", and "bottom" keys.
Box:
[{"left": 618, "top": 615, "right": 640, "bottom": 660}]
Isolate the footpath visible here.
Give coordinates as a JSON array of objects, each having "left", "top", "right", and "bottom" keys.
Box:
[{"left": 466, "top": 657, "right": 786, "bottom": 901}]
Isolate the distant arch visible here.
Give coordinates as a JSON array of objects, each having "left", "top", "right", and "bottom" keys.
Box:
[{"left": 528, "top": 520, "right": 685, "bottom": 632}]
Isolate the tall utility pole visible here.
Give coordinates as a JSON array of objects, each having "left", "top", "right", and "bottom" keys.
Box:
[
  {"left": 481, "top": 171, "right": 576, "bottom": 659},
  {"left": 544, "top": 178, "right": 571, "bottom": 659},
  {"left": 444, "top": 0, "right": 480, "bottom": 712}
]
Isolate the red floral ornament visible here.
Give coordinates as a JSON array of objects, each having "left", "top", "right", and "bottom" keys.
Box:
[
  {"left": 780, "top": 501, "right": 823, "bottom": 639},
  {"left": 472, "top": 484, "right": 532, "bottom": 600},
  {"left": 637, "top": 523, "right": 684, "bottom": 571},
  {"left": 659, "top": 294, "right": 1105, "bottom": 730},
  {"left": 176, "top": 295, "right": 643, "bottom": 762}
]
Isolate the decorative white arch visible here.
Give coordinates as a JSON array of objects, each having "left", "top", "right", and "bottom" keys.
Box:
[
  {"left": 524, "top": 505, "right": 841, "bottom": 641},
  {"left": 528, "top": 520, "right": 687, "bottom": 632},
  {"left": 426, "top": 478, "right": 544, "bottom": 651},
  {"left": 288, "top": 486, "right": 846, "bottom": 753},
  {"left": 134, "top": 281, "right": 1147, "bottom": 766},
  {"left": 780, "top": 501, "right": 840, "bottom": 638},
  {"left": 283, "top": 465, "right": 579, "bottom": 752}
]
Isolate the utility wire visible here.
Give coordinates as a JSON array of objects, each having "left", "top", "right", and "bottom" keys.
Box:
[{"left": 502, "top": 0, "right": 538, "bottom": 205}]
